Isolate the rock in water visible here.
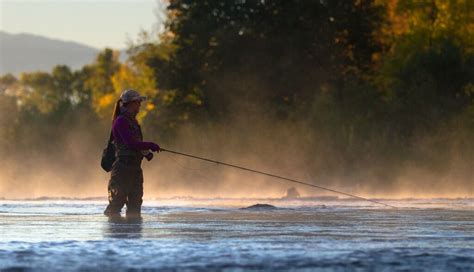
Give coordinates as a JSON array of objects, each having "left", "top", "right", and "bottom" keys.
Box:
[
  {"left": 284, "top": 187, "right": 300, "bottom": 199},
  {"left": 241, "top": 203, "right": 277, "bottom": 210}
]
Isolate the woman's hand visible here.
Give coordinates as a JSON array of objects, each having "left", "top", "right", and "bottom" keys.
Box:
[
  {"left": 150, "top": 143, "right": 161, "bottom": 152},
  {"left": 145, "top": 152, "right": 154, "bottom": 161}
]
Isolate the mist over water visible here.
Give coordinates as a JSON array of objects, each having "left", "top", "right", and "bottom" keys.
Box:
[{"left": 0, "top": 112, "right": 472, "bottom": 200}]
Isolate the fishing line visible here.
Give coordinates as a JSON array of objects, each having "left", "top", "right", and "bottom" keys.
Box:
[
  {"left": 160, "top": 148, "right": 397, "bottom": 209},
  {"left": 167, "top": 154, "right": 216, "bottom": 172},
  {"left": 166, "top": 154, "right": 217, "bottom": 183}
]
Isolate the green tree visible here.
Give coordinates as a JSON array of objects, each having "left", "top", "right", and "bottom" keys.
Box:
[{"left": 83, "top": 48, "right": 121, "bottom": 120}]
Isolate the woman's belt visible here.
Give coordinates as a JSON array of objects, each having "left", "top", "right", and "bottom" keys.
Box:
[{"left": 116, "top": 155, "right": 143, "bottom": 165}]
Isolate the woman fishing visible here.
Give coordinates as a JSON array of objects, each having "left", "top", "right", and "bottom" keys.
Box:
[{"left": 104, "top": 89, "right": 160, "bottom": 217}]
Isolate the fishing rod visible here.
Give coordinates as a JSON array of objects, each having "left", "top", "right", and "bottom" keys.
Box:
[{"left": 160, "top": 148, "right": 397, "bottom": 209}]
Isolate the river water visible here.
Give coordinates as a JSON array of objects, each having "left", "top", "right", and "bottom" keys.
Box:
[{"left": 0, "top": 198, "right": 472, "bottom": 271}]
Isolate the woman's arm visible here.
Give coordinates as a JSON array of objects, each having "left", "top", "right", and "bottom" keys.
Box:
[{"left": 112, "top": 117, "right": 159, "bottom": 151}]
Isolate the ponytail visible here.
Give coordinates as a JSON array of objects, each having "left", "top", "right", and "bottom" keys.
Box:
[{"left": 112, "top": 99, "right": 122, "bottom": 122}]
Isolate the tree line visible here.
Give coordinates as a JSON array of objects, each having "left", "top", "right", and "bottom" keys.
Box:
[{"left": 0, "top": 0, "right": 472, "bottom": 187}]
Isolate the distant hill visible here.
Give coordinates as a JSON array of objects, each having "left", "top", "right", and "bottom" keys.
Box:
[{"left": 0, "top": 31, "right": 101, "bottom": 76}]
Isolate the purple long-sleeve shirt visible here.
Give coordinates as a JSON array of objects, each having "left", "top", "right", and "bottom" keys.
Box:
[{"left": 112, "top": 112, "right": 155, "bottom": 151}]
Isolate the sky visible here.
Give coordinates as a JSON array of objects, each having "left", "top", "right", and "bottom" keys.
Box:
[{"left": 0, "top": 0, "right": 166, "bottom": 49}]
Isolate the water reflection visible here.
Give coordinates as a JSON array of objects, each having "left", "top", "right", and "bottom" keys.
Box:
[{"left": 104, "top": 216, "right": 143, "bottom": 239}]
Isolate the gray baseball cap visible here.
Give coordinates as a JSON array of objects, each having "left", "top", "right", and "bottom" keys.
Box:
[{"left": 120, "top": 89, "right": 147, "bottom": 103}]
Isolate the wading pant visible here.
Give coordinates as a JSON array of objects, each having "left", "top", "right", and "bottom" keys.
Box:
[{"left": 104, "top": 156, "right": 143, "bottom": 217}]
